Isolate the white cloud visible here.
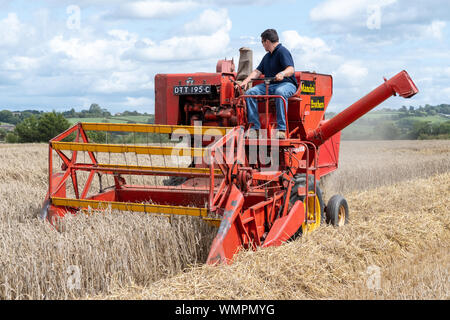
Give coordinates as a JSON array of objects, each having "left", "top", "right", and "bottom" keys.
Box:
[
  {"left": 239, "top": 35, "right": 258, "bottom": 46},
  {"left": 49, "top": 36, "right": 113, "bottom": 71},
  {"left": 124, "top": 96, "right": 153, "bottom": 108},
  {"left": 423, "top": 20, "right": 446, "bottom": 40},
  {"left": 333, "top": 61, "right": 369, "bottom": 86},
  {"left": 0, "top": 13, "right": 34, "bottom": 47},
  {"left": 108, "top": 1, "right": 199, "bottom": 19},
  {"left": 92, "top": 70, "right": 153, "bottom": 94},
  {"left": 280, "top": 30, "right": 336, "bottom": 71},
  {"left": 108, "top": 29, "right": 139, "bottom": 42},
  {"left": 282, "top": 30, "right": 330, "bottom": 53},
  {"left": 49, "top": 31, "right": 137, "bottom": 72},
  {"left": 129, "top": 31, "right": 231, "bottom": 61},
  {"left": 183, "top": 8, "right": 231, "bottom": 35},
  {"left": 310, "top": 0, "right": 397, "bottom": 22},
  {"left": 2, "top": 56, "right": 39, "bottom": 71},
  {"left": 309, "top": 0, "right": 448, "bottom": 44},
  {"left": 126, "top": 9, "right": 232, "bottom": 61}
]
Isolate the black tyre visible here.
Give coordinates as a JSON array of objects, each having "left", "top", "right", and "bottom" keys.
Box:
[
  {"left": 325, "top": 194, "right": 349, "bottom": 226},
  {"left": 289, "top": 182, "right": 325, "bottom": 221}
]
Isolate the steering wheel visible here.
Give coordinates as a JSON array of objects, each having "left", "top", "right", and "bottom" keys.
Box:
[{"left": 251, "top": 77, "right": 276, "bottom": 85}]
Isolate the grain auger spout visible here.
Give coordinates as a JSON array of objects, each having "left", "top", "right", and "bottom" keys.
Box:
[{"left": 306, "top": 70, "right": 419, "bottom": 145}]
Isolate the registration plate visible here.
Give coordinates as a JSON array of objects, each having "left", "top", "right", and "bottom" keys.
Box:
[{"left": 173, "top": 85, "right": 211, "bottom": 95}]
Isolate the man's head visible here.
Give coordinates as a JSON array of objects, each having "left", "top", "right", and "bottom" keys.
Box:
[{"left": 261, "top": 29, "right": 279, "bottom": 52}]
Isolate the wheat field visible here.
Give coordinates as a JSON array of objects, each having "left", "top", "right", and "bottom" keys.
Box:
[{"left": 0, "top": 140, "right": 449, "bottom": 299}]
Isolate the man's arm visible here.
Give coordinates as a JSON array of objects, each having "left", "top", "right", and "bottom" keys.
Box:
[
  {"left": 240, "top": 69, "right": 262, "bottom": 91},
  {"left": 274, "top": 66, "right": 294, "bottom": 81}
]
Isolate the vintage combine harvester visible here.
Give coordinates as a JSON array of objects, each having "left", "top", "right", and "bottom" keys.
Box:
[{"left": 41, "top": 50, "right": 418, "bottom": 264}]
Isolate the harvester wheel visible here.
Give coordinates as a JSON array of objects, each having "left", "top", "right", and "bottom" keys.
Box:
[
  {"left": 325, "top": 195, "right": 349, "bottom": 227},
  {"left": 288, "top": 179, "right": 325, "bottom": 239}
]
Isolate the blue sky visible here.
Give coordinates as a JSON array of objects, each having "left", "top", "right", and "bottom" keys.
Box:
[{"left": 0, "top": 0, "right": 449, "bottom": 113}]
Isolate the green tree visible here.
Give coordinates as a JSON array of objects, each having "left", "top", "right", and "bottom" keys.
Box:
[
  {"left": 88, "top": 103, "right": 103, "bottom": 116},
  {"left": 86, "top": 131, "right": 106, "bottom": 143},
  {"left": 5, "top": 132, "right": 19, "bottom": 143},
  {"left": 63, "top": 108, "right": 77, "bottom": 118},
  {"left": 0, "top": 128, "right": 7, "bottom": 140},
  {"left": 439, "top": 121, "right": 450, "bottom": 135},
  {"left": 0, "top": 110, "right": 20, "bottom": 124},
  {"left": 14, "top": 115, "right": 40, "bottom": 142},
  {"left": 14, "top": 112, "right": 70, "bottom": 143},
  {"left": 411, "top": 120, "right": 432, "bottom": 139}
]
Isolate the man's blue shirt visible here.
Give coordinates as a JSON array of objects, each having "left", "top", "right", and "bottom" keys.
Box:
[{"left": 256, "top": 43, "right": 298, "bottom": 88}]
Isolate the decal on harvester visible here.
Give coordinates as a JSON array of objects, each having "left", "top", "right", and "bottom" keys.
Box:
[
  {"left": 301, "top": 80, "right": 316, "bottom": 95},
  {"left": 310, "top": 96, "right": 325, "bottom": 111},
  {"left": 186, "top": 77, "right": 194, "bottom": 85}
]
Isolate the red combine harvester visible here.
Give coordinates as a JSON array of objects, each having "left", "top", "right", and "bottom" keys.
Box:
[{"left": 41, "top": 53, "right": 418, "bottom": 264}]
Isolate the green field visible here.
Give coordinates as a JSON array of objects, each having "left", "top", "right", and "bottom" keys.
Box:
[
  {"left": 329, "top": 110, "right": 448, "bottom": 122},
  {"left": 362, "top": 111, "right": 399, "bottom": 119},
  {"left": 397, "top": 115, "right": 448, "bottom": 123},
  {"left": 340, "top": 110, "right": 450, "bottom": 140},
  {"left": 67, "top": 115, "right": 153, "bottom": 125}
]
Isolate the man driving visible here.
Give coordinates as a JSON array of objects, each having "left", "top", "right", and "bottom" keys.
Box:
[{"left": 241, "top": 29, "right": 298, "bottom": 139}]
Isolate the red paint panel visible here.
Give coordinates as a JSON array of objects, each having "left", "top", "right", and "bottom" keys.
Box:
[
  {"left": 282, "top": 72, "right": 333, "bottom": 138},
  {"left": 262, "top": 200, "right": 305, "bottom": 247},
  {"left": 155, "top": 73, "right": 223, "bottom": 125},
  {"left": 207, "top": 185, "right": 245, "bottom": 264},
  {"left": 317, "top": 131, "right": 341, "bottom": 178}
]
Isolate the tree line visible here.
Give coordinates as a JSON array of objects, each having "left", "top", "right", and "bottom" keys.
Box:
[
  {"left": 62, "top": 103, "right": 111, "bottom": 118},
  {"left": 1, "top": 103, "right": 449, "bottom": 143},
  {"left": 398, "top": 104, "right": 450, "bottom": 118},
  {"left": 3, "top": 112, "right": 70, "bottom": 143},
  {"left": 62, "top": 104, "right": 150, "bottom": 119},
  {"left": 373, "top": 119, "right": 450, "bottom": 140}
]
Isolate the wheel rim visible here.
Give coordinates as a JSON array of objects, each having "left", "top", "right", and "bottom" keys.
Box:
[
  {"left": 338, "top": 204, "right": 346, "bottom": 226},
  {"left": 302, "top": 192, "right": 321, "bottom": 233}
]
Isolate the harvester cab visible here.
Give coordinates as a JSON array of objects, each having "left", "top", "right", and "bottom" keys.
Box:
[{"left": 41, "top": 48, "right": 418, "bottom": 264}]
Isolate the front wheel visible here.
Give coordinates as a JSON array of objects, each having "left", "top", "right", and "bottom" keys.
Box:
[
  {"left": 288, "top": 181, "right": 325, "bottom": 238},
  {"left": 325, "top": 195, "right": 349, "bottom": 227}
]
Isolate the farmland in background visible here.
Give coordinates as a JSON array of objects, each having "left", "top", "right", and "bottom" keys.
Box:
[
  {"left": 1, "top": 103, "right": 449, "bottom": 143},
  {"left": 335, "top": 105, "right": 450, "bottom": 140},
  {"left": 66, "top": 115, "right": 153, "bottom": 125},
  {"left": 0, "top": 140, "right": 448, "bottom": 299}
]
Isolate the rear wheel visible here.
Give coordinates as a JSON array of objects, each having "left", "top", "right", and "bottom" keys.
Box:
[{"left": 325, "top": 195, "right": 349, "bottom": 226}]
